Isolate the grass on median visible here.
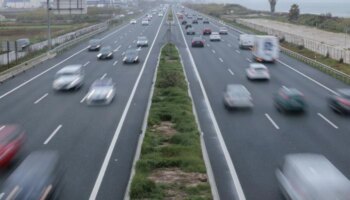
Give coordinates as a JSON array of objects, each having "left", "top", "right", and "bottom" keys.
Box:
[{"left": 130, "top": 43, "right": 212, "bottom": 200}]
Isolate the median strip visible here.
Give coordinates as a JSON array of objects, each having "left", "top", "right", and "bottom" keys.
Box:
[{"left": 130, "top": 43, "right": 212, "bottom": 199}]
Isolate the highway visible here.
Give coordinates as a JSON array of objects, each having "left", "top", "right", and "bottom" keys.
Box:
[
  {"left": 1, "top": 4, "right": 350, "bottom": 200},
  {"left": 173, "top": 6, "right": 350, "bottom": 200},
  {"left": 0, "top": 7, "right": 169, "bottom": 200}
]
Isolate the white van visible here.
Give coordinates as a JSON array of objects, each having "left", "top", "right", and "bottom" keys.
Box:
[
  {"left": 252, "top": 35, "right": 279, "bottom": 63},
  {"left": 238, "top": 34, "right": 255, "bottom": 49}
]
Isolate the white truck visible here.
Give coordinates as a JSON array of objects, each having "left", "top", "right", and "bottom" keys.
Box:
[
  {"left": 238, "top": 34, "right": 255, "bottom": 49},
  {"left": 252, "top": 36, "right": 279, "bottom": 63}
]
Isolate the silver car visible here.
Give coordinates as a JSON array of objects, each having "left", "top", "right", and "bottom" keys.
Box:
[
  {"left": 276, "top": 154, "right": 350, "bottom": 200},
  {"left": 246, "top": 63, "right": 270, "bottom": 80},
  {"left": 53, "top": 65, "right": 84, "bottom": 91},
  {"left": 223, "top": 84, "right": 253, "bottom": 109},
  {"left": 136, "top": 36, "right": 149, "bottom": 47},
  {"left": 86, "top": 78, "right": 116, "bottom": 105}
]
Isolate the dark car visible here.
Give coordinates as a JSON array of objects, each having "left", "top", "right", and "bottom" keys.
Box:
[
  {"left": 274, "top": 87, "right": 307, "bottom": 113},
  {"left": 186, "top": 27, "right": 196, "bottom": 35},
  {"left": 0, "top": 125, "right": 25, "bottom": 167},
  {"left": 123, "top": 49, "right": 139, "bottom": 64},
  {"left": 202, "top": 28, "right": 212, "bottom": 35},
  {"left": 192, "top": 19, "right": 198, "bottom": 24},
  {"left": 88, "top": 39, "right": 101, "bottom": 51},
  {"left": 181, "top": 20, "right": 187, "bottom": 25},
  {"left": 0, "top": 151, "right": 62, "bottom": 200},
  {"left": 97, "top": 46, "right": 113, "bottom": 60},
  {"left": 185, "top": 24, "right": 192, "bottom": 30},
  {"left": 203, "top": 19, "right": 210, "bottom": 24},
  {"left": 197, "top": 16, "right": 203, "bottom": 20},
  {"left": 191, "top": 36, "right": 204, "bottom": 47},
  {"left": 328, "top": 88, "right": 350, "bottom": 114}
]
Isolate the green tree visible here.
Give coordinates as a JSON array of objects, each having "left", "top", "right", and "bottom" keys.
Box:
[
  {"left": 269, "top": 0, "right": 277, "bottom": 13},
  {"left": 289, "top": 4, "right": 300, "bottom": 21}
]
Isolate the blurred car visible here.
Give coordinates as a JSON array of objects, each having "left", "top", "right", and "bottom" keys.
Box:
[
  {"left": 191, "top": 36, "right": 204, "bottom": 48},
  {"left": 223, "top": 84, "right": 253, "bottom": 110},
  {"left": 203, "top": 28, "right": 212, "bottom": 35},
  {"left": 276, "top": 154, "right": 350, "bottom": 200},
  {"left": 0, "top": 151, "right": 62, "bottom": 200},
  {"left": 246, "top": 63, "right": 270, "bottom": 80},
  {"left": 136, "top": 36, "right": 149, "bottom": 47},
  {"left": 186, "top": 27, "right": 196, "bottom": 35},
  {"left": 274, "top": 87, "right": 306, "bottom": 113},
  {"left": 203, "top": 19, "right": 210, "bottom": 24},
  {"left": 209, "top": 32, "right": 221, "bottom": 41},
  {"left": 123, "top": 49, "right": 139, "bottom": 64},
  {"left": 187, "top": 15, "right": 193, "bottom": 19},
  {"left": 0, "top": 125, "right": 25, "bottom": 167},
  {"left": 53, "top": 65, "right": 84, "bottom": 91},
  {"left": 197, "top": 16, "right": 203, "bottom": 20},
  {"left": 141, "top": 19, "right": 149, "bottom": 25},
  {"left": 185, "top": 24, "right": 192, "bottom": 29},
  {"left": 219, "top": 27, "right": 228, "bottom": 35},
  {"left": 86, "top": 78, "right": 116, "bottom": 105},
  {"left": 158, "top": 13, "right": 163, "bottom": 17},
  {"left": 88, "top": 39, "right": 101, "bottom": 51},
  {"left": 130, "top": 19, "right": 137, "bottom": 24},
  {"left": 97, "top": 46, "right": 113, "bottom": 60},
  {"left": 328, "top": 89, "right": 350, "bottom": 114},
  {"left": 181, "top": 20, "right": 187, "bottom": 25},
  {"left": 192, "top": 19, "right": 198, "bottom": 24}
]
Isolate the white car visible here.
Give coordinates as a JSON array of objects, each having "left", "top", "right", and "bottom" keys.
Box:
[
  {"left": 209, "top": 32, "right": 221, "bottom": 41},
  {"left": 130, "top": 19, "right": 137, "bottom": 24},
  {"left": 158, "top": 13, "right": 163, "bottom": 17},
  {"left": 246, "top": 63, "right": 270, "bottom": 80},
  {"left": 141, "top": 20, "right": 149, "bottom": 25},
  {"left": 86, "top": 78, "right": 116, "bottom": 105},
  {"left": 224, "top": 84, "right": 253, "bottom": 109},
  {"left": 53, "top": 65, "right": 84, "bottom": 91}
]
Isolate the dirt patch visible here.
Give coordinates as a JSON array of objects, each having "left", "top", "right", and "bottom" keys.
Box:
[
  {"left": 152, "top": 121, "right": 176, "bottom": 137},
  {"left": 148, "top": 168, "right": 207, "bottom": 187}
]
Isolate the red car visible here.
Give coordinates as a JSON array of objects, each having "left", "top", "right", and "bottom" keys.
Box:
[
  {"left": 0, "top": 125, "right": 25, "bottom": 167},
  {"left": 203, "top": 28, "right": 212, "bottom": 35}
]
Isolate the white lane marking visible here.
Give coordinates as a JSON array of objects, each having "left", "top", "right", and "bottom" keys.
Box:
[
  {"left": 278, "top": 60, "right": 337, "bottom": 95},
  {"left": 228, "top": 69, "right": 234, "bottom": 75},
  {"left": 114, "top": 41, "right": 118, "bottom": 44},
  {"left": 122, "top": 52, "right": 125, "bottom": 56},
  {"left": 128, "top": 45, "right": 132, "bottom": 48},
  {"left": 265, "top": 113, "right": 280, "bottom": 130},
  {"left": 133, "top": 40, "right": 136, "bottom": 43},
  {"left": 0, "top": 18, "right": 138, "bottom": 100},
  {"left": 219, "top": 58, "right": 224, "bottom": 63},
  {"left": 80, "top": 94, "right": 88, "bottom": 103},
  {"left": 44, "top": 125, "right": 62, "bottom": 145},
  {"left": 246, "top": 58, "right": 252, "bottom": 62},
  {"left": 0, "top": 125, "right": 5, "bottom": 131},
  {"left": 83, "top": 61, "right": 90, "bottom": 67},
  {"left": 175, "top": 12, "right": 246, "bottom": 200},
  {"left": 113, "top": 61, "right": 118, "bottom": 66},
  {"left": 137, "top": 47, "right": 142, "bottom": 51},
  {"left": 212, "top": 49, "right": 216, "bottom": 54},
  {"left": 222, "top": 39, "right": 225, "bottom": 42},
  {"left": 113, "top": 45, "right": 121, "bottom": 52},
  {"left": 235, "top": 50, "right": 240, "bottom": 54},
  {"left": 100, "top": 73, "right": 107, "bottom": 79},
  {"left": 89, "top": 9, "right": 167, "bottom": 200},
  {"left": 318, "top": 113, "right": 338, "bottom": 129},
  {"left": 207, "top": 44, "right": 210, "bottom": 47},
  {"left": 228, "top": 44, "right": 232, "bottom": 47},
  {"left": 34, "top": 93, "right": 48, "bottom": 104}
]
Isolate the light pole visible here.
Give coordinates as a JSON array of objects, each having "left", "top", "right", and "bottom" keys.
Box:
[
  {"left": 345, "top": 27, "right": 350, "bottom": 50},
  {"left": 47, "top": 0, "right": 52, "bottom": 51}
]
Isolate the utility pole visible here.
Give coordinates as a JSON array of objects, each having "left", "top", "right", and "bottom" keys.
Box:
[{"left": 47, "top": 0, "right": 52, "bottom": 51}]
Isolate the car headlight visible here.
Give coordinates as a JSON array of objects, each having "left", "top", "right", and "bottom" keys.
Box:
[{"left": 97, "top": 53, "right": 102, "bottom": 58}]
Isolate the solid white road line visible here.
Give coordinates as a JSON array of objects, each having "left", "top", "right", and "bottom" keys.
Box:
[
  {"left": 175, "top": 13, "right": 246, "bottom": 200},
  {"left": 83, "top": 61, "right": 90, "bottom": 67},
  {"left": 0, "top": 125, "right": 5, "bottom": 131},
  {"left": 113, "top": 61, "right": 118, "bottom": 66},
  {"left": 100, "top": 73, "right": 107, "bottom": 79},
  {"left": 114, "top": 45, "right": 121, "bottom": 52},
  {"left": 219, "top": 58, "right": 224, "bottom": 63},
  {"left": 228, "top": 69, "right": 234, "bottom": 75},
  {"left": 317, "top": 113, "right": 339, "bottom": 129},
  {"left": 34, "top": 93, "right": 48, "bottom": 104},
  {"left": 44, "top": 124, "right": 62, "bottom": 145},
  {"left": 235, "top": 50, "right": 240, "bottom": 54},
  {"left": 0, "top": 16, "right": 140, "bottom": 100},
  {"left": 278, "top": 60, "right": 337, "bottom": 95},
  {"left": 265, "top": 113, "right": 280, "bottom": 130},
  {"left": 89, "top": 9, "right": 167, "bottom": 200}
]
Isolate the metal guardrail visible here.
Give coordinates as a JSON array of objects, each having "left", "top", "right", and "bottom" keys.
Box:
[{"left": 280, "top": 46, "right": 350, "bottom": 84}]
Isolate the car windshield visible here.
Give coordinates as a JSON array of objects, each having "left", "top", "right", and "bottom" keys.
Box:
[
  {"left": 89, "top": 39, "right": 99, "bottom": 45},
  {"left": 92, "top": 79, "right": 113, "bottom": 89},
  {"left": 126, "top": 50, "right": 137, "bottom": 57},
  {"left": 138, "top": 37, "right": 147, "bottom": 41},
  {"left": 101, "top": 47, "right": 111, "bottom": 54},
  {"left": 338, "top": 89, "right": 350, "bottom": 99}
]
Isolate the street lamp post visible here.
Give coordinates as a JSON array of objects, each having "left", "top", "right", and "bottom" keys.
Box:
[{"left": 47, "top": 0, "right": 52, "bottom": 51}]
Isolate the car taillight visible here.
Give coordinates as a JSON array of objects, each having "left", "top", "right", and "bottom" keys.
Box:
[{"left": 337, "top": 97, "right": 350, "bottom": 106}]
